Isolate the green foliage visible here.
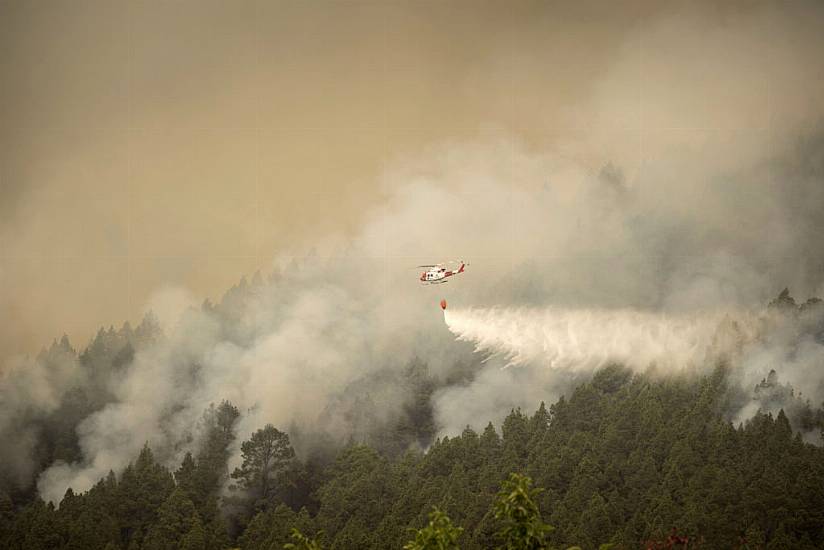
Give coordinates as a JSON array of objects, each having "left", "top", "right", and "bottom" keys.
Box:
[
  {"left": 194, "top": 401, "right": 241, "bottom": 510},
  {"left": 403, "top": 507, "right": 463, "bottom": 550},
  {"left": 142, "top": 488, "right": 200, "bottom": 550},
  {"left": 314, "top": 444, "right": 390, "bottom": 544},
  {"left": 175, "top": 452, "right": 197, "bottom": 499},
  {"left": 180, "top": 516, "right": 207, "bottom": 550},
  {"left": 239, "top": 504, "right": 317, "bottom": 550},
  {"left": 231, "top": 424, "right": 296, "bottom": 508},
  {"left": 115, "top": 444, "right": 176, "bottom": 547},
  {"left": 493, "top": 474, "right": 554, "bottom": 550},
  {"left": 283, "top": 527, "right": 324, "bottom": 550}
]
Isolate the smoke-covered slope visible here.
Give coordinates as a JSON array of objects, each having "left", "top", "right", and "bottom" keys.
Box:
[{"left": 4, "top": 364, "right": 824, "bottom": 549}]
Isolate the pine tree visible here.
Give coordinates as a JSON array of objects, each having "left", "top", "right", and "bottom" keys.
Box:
[
  {"left": 195, "top": 401, "right": 240, "bottom": 511},
  {"left": 116, "top": 444, "right": 175, "bottom": 547},
  {"left": 231, "top": 424, "right": 296, "bottom": 509},
  {"left": 238, "top": 503, "right": 298, "bottom": 550},
  {"left": 176, "top": 452, "right": 197, "bottom": 499},
  {"left": 180, "top": 515, "right": 207, "bottom": 550},
  {"left": 142, "top": 487, "right": 200, "bottom": 550}
]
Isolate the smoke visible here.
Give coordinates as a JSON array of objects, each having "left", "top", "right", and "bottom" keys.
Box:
[
  {"left": 0, "top": 337, "right": 82, "bottom": 490},
  {"left": 32, "top": 259, "right": 472, "bottom": 503},
  {"left": 0, "top": 1, "right": 821, "bottom": 502}
]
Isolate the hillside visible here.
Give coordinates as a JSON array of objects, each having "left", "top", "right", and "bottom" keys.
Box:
[{"left": 3, "top": 361, "right": 824, "bottom": 549}]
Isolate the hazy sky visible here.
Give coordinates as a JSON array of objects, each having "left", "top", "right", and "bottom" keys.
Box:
[{"left": 1, "top": 0, "right": 822, "bottom": 359}]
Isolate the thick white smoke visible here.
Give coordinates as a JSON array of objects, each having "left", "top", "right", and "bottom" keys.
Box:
[{"left": 33, "top": 261, "right": 468, "bottom": 504}]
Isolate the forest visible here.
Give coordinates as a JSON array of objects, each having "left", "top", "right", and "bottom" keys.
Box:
[
  {"left": 2, "top": 282, "right": 824, "bottom": 550},
  {"left": 3, "top": 362, "right": 824, "bottom": 548}
]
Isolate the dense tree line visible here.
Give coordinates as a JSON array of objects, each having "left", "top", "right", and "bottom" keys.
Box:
[{"left": 3, "top": 363, "right": 824, "bottom": 549}]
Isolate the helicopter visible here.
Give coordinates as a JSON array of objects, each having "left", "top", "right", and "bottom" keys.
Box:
[{"left": 418, "top": 260, "right": 466, "bottom": 284}]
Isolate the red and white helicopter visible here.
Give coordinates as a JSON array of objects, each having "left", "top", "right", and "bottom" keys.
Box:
[{"left": 418, "top": 260, "right": 467, "bottom": 284}]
